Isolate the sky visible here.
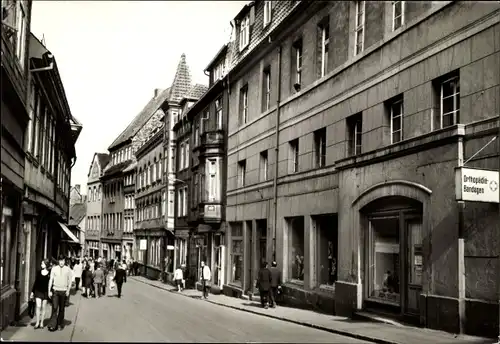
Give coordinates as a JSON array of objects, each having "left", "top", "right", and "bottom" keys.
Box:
[{"left": 30, "top": 0, "right": 247, "bottom": 193}]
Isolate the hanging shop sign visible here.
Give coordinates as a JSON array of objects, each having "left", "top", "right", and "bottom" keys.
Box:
[
  {"left": 167, "top": 245, "right": 175, "bottom": 250},
  {"left": 455, "top": 167, "right": 499, "bottom": 203},
  {"left": 139, "top": 239, "right": 147, "bottom": 250}
]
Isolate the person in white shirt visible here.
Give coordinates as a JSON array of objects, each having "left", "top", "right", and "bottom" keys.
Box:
[
  {"left": 72, "top": 259, "right": 83, "bottom": 291},
  {"left": 174, "top": 265, "right": 184, "bottom": 292},
  {"left": 200, "top": 261, "right": 211, "bottom": 299}
]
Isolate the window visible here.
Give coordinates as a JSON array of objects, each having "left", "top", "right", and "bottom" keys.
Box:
[
  {"left": 158, "top": 156, "right": 162, "bottom": 179},
  {"left": 168, "top": 191, "right": 174, "bottom": 218},
  {"left": 237, "top": 160, "right": 246, "bottom": 187},
  {"left": 263, "top": 1, "right": 272, "bottom": 26},
  {"left": 184, "top": 140, "right": 190, "bottom": 169},
  {"left": 439, "top": 75, "right": 460, "bottom": 129},
  {"left": 32, "top": 93, "right": 40, "bottom": 155},
  {"left": 193, "top": 173, "right": 199, "bottom": 206},
  {"left": 179, "top": 143, "right": 185, "bottom": 171},
  {"left": 15, "top": 1, "right": 27, "bottom": 69},
  {"left": 215, "top": 98, "right": 223, "bottom": 130},
  {"left": 162, "top": 191, "right": 166, "bottom": 217},
  {"left": 239, "top": 15, "right": 250, "bottom": 50},
  {"left": 318, "top": 20, "right": 329, "bottom": 77},
  {"left": 152, "top": 160, "right": 157, "bottom": 182},
  {"left": 230, "top": 223, "right": 244, "bottom": 284},
  {"left": 169, "top": 147, "right": 175, "bottom": 173},
  {"left": 314, "top": 128, "right": 326, "bottom": 168},
  {"left": 183, "top": 186, "right": 188, "bottom": 216},
  {"left": 259, "top": 150, "right": 268, "bottom": 182},
  {"left": 207, "top": 159, "right": 219, "bottom": 202},
  {"left": 316, "top": 215, "right": 338, "bottom": 286},
  {"left": 289, "top": 139, "right": 299, "bottom": 173},
  {"left": 194, "top": 123, "right": 200, "bottom": 147},
  {"left": 263, "top": 67, "right": 271, "bottom": 112},
  {"left": 293, "top": 39, "right": 303, "bottom": 89},
  {"left": 348, "top": 113, "right": 363, "bottom": 156},
  {"left": 389, "top": 97, "right": 404, "bottom": 143},
  {"left": 355, "top": 1, "right": 365, "bottom": 56},
  {"left": 287, "top": 217, "right": 305, "bottom": 281},
  {"left": 177, "top": 188, "right": 183, "bottom": 217},
  {"left": 392, "top": 1, "right": 405, "bottom": 31},
  {"left": 240, "top": 86, "right": 248, "bottom": 125},
  {"left": 172, "top": 111, "right": 179, "bottom": 126}
]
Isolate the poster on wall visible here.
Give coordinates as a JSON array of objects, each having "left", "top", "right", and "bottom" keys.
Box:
[{"left": 139, "top": 239, "right": 147, "bottom": 250}]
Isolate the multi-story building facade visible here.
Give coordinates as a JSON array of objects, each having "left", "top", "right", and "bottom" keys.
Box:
[
  {"left": 66, "top": 202, "right": 86, "bottom": 258},
  {"left": 172, "top": 45, "right": 230, "bottom": 291},
  {"left": 1, "top": 0, "right": 32, "bottom": 329},
  {"left": 69, "top": 184, "right": 85, "bottom": 205},
  {"left": 85, "top": 153, "right": 109, "bottom": 258},
  {"left": 122, "top": 161, "right": 135, "bottom": 261},
  {"left": 135, "top": 130, "right": 170, "bottom": 279},
  {"left": 224, "top": 0, "right": 500, "bottom": 337}
]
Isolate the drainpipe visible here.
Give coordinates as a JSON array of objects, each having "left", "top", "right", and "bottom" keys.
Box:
[
  {"left": 497, "top": 115, "right": 500, "bottom": 344},
  {"left": 456, "top": 125, "right": 466, "bottom": 335},
  {"left": 272, "top": 45, "right": 282, "bottom": 262}
]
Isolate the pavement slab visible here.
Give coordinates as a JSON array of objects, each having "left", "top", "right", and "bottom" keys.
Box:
[{"left": 131, "top": 276, "right": 496, "bottom": 344}]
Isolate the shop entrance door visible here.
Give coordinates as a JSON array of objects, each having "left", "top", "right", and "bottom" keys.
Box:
[{"left": 404, "top": 218, "right": 423, "bottom": 316}]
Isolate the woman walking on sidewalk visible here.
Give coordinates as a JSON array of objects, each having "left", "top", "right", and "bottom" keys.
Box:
[
  {"left": 174, "top": 265, "right": 184, "bottom": 292},
  {"left": 31, "top": 259, "right": 50, "bottom": 329},
  {"left": 113, "top": 263, "right": 127, "bottom": 298},
  {"left": 82, "top": 263, "right": 93, "bottom": 298}
]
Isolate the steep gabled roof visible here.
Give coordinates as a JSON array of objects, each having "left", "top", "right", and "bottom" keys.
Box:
[
  {"left": 69, "top": 203, "right": 86, "bottom": 227},
  {"left": 96, "top": 153, "right": 111, "bottom": 170},
  {"left": 168, "top": 53, "right": 192, "bottom": 103},
  {"left": 107, "top": 87, "right": 171, "bottom": 150},
  {"left": 186, "top": 84, "right": 208, "bottom": 100}
]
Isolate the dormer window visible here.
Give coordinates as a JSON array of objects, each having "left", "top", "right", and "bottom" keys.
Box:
[
  {"left": 239, "top": 15, "right": 250, "bottom": 51},
  {"left": 263, "top": 1, "right": 272, "bottom": 27}
]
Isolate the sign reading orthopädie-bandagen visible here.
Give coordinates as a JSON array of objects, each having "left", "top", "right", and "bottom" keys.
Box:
[{"left": 455, "top": 167, "right": 499, "bottom": 203}]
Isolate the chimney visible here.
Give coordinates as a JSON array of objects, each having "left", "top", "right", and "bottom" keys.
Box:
[
  {"left": 75, "top": 184, "right": 81, "bottom": 193},
  {"left": 154, "top": 89, "right": 162, "bottom": 98}
]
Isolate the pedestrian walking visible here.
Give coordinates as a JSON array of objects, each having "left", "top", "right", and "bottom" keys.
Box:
[
  {"left": 199, "top": 261, "right": 211, "bottom": 299},
  {"left": 92, "top": 263, "right": 105, "bottom": 298},
  {"left": 269, "top": 261, "right": 282, "bottom": 308},
  {"left": 31, "top": 259, "right": 50, "bottom": 329},
  {"left": 82, "top": 263, "right": 93, "bottom": 298},
  {"left": 102, "top": 262, "right": 109, "bottom": 296},
  {"left": 72, "top": 259, "right": 82, "bottom": 291},
  {"left": 47, "top": 255, "right": 72, "bottom": 331},
  {"left": 112, "top": 262, "right": 127, "bottom": 298},
  {"left": 174, "top": 265, "right": 184, "bottom": 292},
  {"left": 256, "top": 261, "right": 272, "bottom": 309}
]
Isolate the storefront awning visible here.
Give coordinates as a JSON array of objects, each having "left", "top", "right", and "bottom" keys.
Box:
[{"left": 58, "top": 222, "right": 79, "bottom": 244}]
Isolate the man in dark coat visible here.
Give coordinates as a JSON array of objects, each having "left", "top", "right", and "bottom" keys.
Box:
[
  {"left": 257, "top": 262, "right": 272, "bottom": 309},
  {"left": 269, "top": 261, "right": 282, "bottom": 308},
  {"left": 113, "top": 263, "right": 127, "bottom": 298}
]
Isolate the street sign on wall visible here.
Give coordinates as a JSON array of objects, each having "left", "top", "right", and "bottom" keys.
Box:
[{"left": 455, "top": 167, "right": 499, "bottom": 203}]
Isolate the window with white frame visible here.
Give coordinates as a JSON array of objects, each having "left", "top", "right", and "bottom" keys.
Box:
[
  {"left": 179, "top": 143, "right": 185, "bottom": 171},
  {"left": 259, "top": 150, "right": 268, "bottom": 182},
  {"left": 239, "top": 15, "right": 250, "bottom": 50},
  {"left": 15, "top": 1, "right": 28, "bottom": 69},
  {"left": 390, "top": 97, "right": 404, "bottom": 143},
  {"left": 215, "top": 98, "right": 223, "bottom": 130},
  {"left": 207, "top": 159, "right": 219, "bottom": 202},
  {"left": 184, "top": 140, "right": 190, "bottom": 169},
  {"left": 238, "top": 160, "right": 246, "bottom": 187},
  {"left": 172, "top": 111, "right": 179, "bottom": 125},
  {"left": 289, "top": 139, "right": 299, "bottom": 173},
  {"left": 354, "top": 1, "right": 365, "bottom": 56},
  {"left": 392, "top": 1, "right": 405, "bottom": 31},
  {"left": 168, "top": 191, "right": 174, "bottom": 218},
  {"left": 439, "top": 75, "right": 460, "bottom": 128},
  {"left": 263, "top": 1, "right": 272, "bottom": 27},
  {"left": 348, "top": 113, "right": 363, "bottom": 156},
  {"left": 314, "top": 128, "right": 326, "bottom": 168},
  {"left": 152, "top": 161, "right": 157, "bottom": 182},
  {"left": 162, "top": 191, "right": 166, "bottom": 217},
  {"left": 263, "top": 68, "right": 271, "bottom": 111},
  {"left": 240, "top": 86, "right": 248, "bottom": 125},
  {"left": 182, "top": 186, "right": 188, "bottom": 216},
  {"left": 177, "top": 188, "right": 183, "bottom": 217},
  {"left": 293, "top": 39, "right": 303, "bottom": 87},
  {"left": 194, "top": 123, "right": 200, "bottom": 146},
  {"left": 319, "top": 20, "right": 329, "bottom": 77}
]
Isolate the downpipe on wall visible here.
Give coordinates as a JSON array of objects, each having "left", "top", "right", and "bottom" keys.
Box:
[
  {"left": 457, "top": 131, "right": 466, "bottom": 335},
  {"left": 272, "top": 45, "right": 282, "bottom": 263}
]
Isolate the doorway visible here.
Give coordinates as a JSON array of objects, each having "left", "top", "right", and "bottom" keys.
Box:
[{"left": 363, "top": 199, "right": 423, "bottom": 320}]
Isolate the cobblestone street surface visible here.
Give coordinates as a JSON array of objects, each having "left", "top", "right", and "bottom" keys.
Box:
[
  {"left": 1, "top": 278, "right": 368, "bottom": 343},
  {"left": 2, "top": 277, "right": 494, "bottom": 343}
]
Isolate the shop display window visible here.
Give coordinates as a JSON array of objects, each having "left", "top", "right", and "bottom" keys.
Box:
[
  {"left": 287, "top": 217, "right": 305, "bottom": 281},
  {"left": 317, "top": 215, "right": 338, "bottom": 286},
  {"left": 231, "top": 223, "right": 243, "bottom": 284}
]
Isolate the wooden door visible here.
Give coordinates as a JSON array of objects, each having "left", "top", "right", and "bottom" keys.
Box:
[{"left": 404, "top": 219, "right": 423, "bottom": 315}]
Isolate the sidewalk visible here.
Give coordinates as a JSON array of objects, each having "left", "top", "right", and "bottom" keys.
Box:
[
  {"left": 132, "top": 276, "right": 495, "bottom": 344},
  {"left": 0, "top": 292, "right": 82, "bottom": 342}
]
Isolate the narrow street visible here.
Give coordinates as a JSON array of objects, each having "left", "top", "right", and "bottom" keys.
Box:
[{"left": 2, "top": 278, "right": 370, "bottom": 343}]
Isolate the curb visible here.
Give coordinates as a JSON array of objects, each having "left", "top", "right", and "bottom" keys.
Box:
[{"left": 132, "top": 277, "right": 399, "bottom": 344}]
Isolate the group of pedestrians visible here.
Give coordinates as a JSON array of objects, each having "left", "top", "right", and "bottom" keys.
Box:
[
  {"left": 30, "top": 254, "right": 129, "bottom": 332},
  {"left": 256, "top": 261, "right": 282, "bottom": 309}
]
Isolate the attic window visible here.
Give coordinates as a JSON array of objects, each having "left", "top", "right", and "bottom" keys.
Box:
[{"left": 239, "top": 15, "right": 250, "bottom": 51}]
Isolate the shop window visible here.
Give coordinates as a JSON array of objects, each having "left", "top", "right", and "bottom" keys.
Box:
[
  {"left": 287, "top": 216, "right": 305, "bottom": 281},
  {"left": 1, "top": 204, "right": 15, "bottom": 288},
  {"left": 368, "top": 217, "right": 401, "bottom": 305},
  {"left": 231, "top": 223, "right": 243, "bottom": 284},
  {"left": 316, "top": 215, "right": 338, "bottom": 287}
]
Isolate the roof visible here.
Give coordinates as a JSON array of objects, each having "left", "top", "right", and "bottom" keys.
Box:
[
  {"left": 68, "top": 203, "right": 86, "bottom": 227},
  {"left": 108, "top": 87, "right": 171, "bottom": 150},
  {"left": 185, "top": 84, "right": 208, "bottom": 101},
  {"left": 204, "top": 44, "right": 228, "bottom": 72},
  {"left": 102, "top": 160, "right": 133, "bottom": 178},
  {"left": 96, "top": 153, "right": 111, "bottom": 170},
  {"left": 123, "top": 161, "right": 137, "bottom": 173},
  {"left": 168, "top": 53, "right": 193, "bottom": 103}
]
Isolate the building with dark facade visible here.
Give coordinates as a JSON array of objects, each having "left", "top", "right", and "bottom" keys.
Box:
[
  {"left": 172, "top": 45, "right": 231, "bottom": 291},
  {"left": 1, "top": 0, "right": 32, "bottom": 329},
  {"left": 85, "top": 152, "right": 109, "bottom": 258},
  {"left": 122, "top": 160, "right": 135, "bottom": 261},
  {"left": 223, "top": 0, "right": 499, "bottom": 337}
]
